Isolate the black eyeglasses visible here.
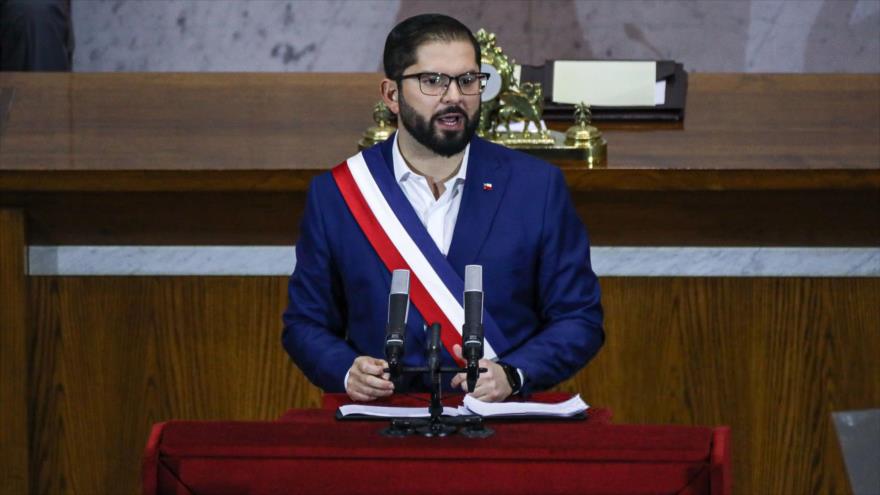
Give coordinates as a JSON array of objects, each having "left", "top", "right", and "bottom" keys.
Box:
[{"left": 398, "top": 71, "right": 490, "bottom": 96}]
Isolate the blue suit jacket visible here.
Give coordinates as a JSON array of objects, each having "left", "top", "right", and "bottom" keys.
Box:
[{"left": 282, "top": 136, "right": 604, "bottom": 395}]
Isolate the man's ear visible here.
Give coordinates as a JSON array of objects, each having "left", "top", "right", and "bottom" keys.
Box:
[{"left": 380, "top": 79, "right": 400, "bottom": 115}]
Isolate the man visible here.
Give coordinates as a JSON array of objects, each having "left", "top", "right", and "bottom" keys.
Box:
[{"left": 282, "top": 14, "right": 603, "bottom": 403}]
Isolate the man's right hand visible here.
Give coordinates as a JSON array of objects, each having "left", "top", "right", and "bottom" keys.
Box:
[{"left": 345, "top": 356, "right": 395, "bottom": 402}]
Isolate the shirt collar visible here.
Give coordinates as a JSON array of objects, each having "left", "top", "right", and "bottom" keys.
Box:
[{"left": 392, "top": 132, "right": 469, "bottom": 187}]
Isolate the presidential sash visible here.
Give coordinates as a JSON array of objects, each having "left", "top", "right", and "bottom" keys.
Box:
[{"left": 332, "top": 147, "right": 509, "bottom": 365}]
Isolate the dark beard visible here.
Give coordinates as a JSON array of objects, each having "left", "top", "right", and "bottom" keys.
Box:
[{"left": 397, "top": 95, "right": 479, "bottom": 158}]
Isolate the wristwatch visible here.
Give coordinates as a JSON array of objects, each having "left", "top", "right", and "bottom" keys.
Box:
[{"left": 498, "top": 362, "right": 522, "bottom": 395}]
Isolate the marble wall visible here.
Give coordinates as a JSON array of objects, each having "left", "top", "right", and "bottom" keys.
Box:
[{"left": 72, "top": 0, "right": 880, "bottom": 73}]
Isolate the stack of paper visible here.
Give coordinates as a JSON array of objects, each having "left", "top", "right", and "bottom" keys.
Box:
[
  {"left": 461, "top": 394, "right": 588, "bottom": 417},
  {"left": 337, "top": 394, "right": 589, "bottom": 419},
  {"left": 337, "top": 405, "right": 459, "bottom": 418}
]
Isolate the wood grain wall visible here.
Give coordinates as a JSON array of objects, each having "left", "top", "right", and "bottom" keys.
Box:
[
  {"left": 0, "top": 210, "right": 28, "bottom": 495},
  {"left": 22, "top": 276, "right": 880, "bottom": 494}
]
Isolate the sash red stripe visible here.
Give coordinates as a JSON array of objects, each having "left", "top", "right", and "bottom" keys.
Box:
[{"left": 332, "top": 162, "right": 465, "bottom": 366}]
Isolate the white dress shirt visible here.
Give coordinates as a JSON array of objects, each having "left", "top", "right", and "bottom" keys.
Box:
[{"left": 391, "top": 132, "right": 469, "bottom": 256}]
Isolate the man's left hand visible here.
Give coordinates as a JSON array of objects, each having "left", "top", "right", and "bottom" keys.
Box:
[{"left": 450, "top": 344, "right": 512, "bottom": 402}]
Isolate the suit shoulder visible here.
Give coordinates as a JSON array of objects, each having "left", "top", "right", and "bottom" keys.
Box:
[{"left": 307, "top": 168, "right": 340, "bottom": 193}]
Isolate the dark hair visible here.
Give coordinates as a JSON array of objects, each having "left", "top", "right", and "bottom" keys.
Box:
[{"left": 383, "top": 14, "right": 481, "bottom": 80}]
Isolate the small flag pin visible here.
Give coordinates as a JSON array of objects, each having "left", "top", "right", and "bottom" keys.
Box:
[{"left": 483, "top": 182, "right": 493, "bottom": 191}]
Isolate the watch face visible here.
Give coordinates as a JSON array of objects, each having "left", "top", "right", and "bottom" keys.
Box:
[{"left": 481, "top": 62, "right": 501, "bottom": 102}]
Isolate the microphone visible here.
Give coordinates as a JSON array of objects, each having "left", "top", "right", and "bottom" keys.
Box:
[
  {"left": 385, "top": 269, "right": 410, "bottom": 378},
  {"left": 462, "top": 265, "right": 484, "bottom": 393}
]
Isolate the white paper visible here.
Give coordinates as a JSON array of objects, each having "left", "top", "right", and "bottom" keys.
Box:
[
  {"left": 553, "top": 61, "right": 656, "bottom": 106},
  {"left": 338, "top": 404, "right": 461, "bottom": 418},
  {"left": 338, "top": 395, "right": 589, "bottom": 418},
  {"left": 462, "top": 394, "right": 589, "bottom": 417},
  {"left": 655, "top": 79, "right": 667, "bottom": 105}
]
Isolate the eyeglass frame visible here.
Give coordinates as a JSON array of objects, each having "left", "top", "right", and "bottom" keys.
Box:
[{"left": 397, "top": 71, "right": 491, "bottom": 96}]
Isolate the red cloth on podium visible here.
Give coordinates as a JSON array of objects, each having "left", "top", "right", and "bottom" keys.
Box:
[{"left": 143, "top": 394, "right": 730, "bottom": 495}]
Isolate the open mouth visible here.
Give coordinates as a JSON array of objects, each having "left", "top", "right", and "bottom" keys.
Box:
[{"left": 435, "top": 113, "right": 466, "bottom": 130}]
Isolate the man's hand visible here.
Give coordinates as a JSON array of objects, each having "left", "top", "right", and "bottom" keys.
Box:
[
  {"left": 346, "top": 356, "right": 394, "bottom": 402},
  {"left": 449, "top": 344, "right": 512, "bottom": 402}
]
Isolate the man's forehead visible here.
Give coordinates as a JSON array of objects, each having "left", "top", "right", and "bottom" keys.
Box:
[{"left": 409, "top": 39, "right": 478, "bottom": 73}]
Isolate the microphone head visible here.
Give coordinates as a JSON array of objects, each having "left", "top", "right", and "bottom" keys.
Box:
[
  {"left": 464, "top": 265, "right": 482, "bottom": 292},
  {"left": 390, "top": 269, "right": 410, "bottom": 295}
]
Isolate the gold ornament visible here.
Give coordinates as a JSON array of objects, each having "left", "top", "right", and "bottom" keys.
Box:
[
  {"left": 564, "top": 102, "right": 607, "bottom": 167},
  {"left": 358, "top": 101, "right": 395, "bottom": 150}
]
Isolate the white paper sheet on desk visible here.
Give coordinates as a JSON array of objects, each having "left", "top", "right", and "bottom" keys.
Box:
[
  {"left": 553, "top": 61, "right": 656, "bottom": 106},
  {"left": 462, "top": 394, "right": 589, "bottom": 417},
  {"left": 338, "top": 404, "right": 462, "bottom": 418},
  {"left": 338, "top": 395, "right": 589, "bottom": 418}
]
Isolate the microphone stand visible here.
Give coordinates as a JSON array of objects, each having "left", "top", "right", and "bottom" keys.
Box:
[{"left": 380, "top": 323, "right": 494, "bottom": 438}]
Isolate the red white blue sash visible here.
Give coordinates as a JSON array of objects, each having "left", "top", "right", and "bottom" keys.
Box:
[{"left": 332, "top": 147, "right": 509, "bottom": 365}]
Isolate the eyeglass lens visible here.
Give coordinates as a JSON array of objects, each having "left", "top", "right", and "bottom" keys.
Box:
[{"left": 418, "top": 73, "right": 486, "bottom": 96}]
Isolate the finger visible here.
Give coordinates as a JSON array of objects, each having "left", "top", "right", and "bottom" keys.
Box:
[
  {"left": 478, "top": 361, "right": 502, "bottom": 382},
  {"left": 475, "top": 374, "right": 506, "bottom": 401},
  {"left": 450, "top": 372, "right": 468, "bottom": 391},
  {"left": 347, "top": 377, "right": 379, "bottom": 401},
  {"left": 474, "top": 387, "right": 501, "bottom": 402},
  {"left": 369, "top": 387, "right": 393, "bottom": 398},
  {"left": 453, "top": 344, "right": 463, "bottom": 360},
  {"left": 450, "top": 371, "right": 464, "bottom": 386},
  {"left": 351, "top": 379, "right": 393, "bottom": 399},
  {"left": 359, "top": 359, "right": 388, "bottom": 376},
  {"left": 361, "top": 374, "right": 394, "bottom": 390},
  {"left": 471, "top": 380, "right": 492, "bottom": 400},
  {"left": 474, "top": 369, "right": 496, "bottom": 388}
]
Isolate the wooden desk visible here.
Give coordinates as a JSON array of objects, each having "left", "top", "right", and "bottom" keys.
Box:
[
  {"left": 1, "top": 73, "right": 877, "bottom": 245},
  {"left": 0, "top": 73, "right": 877, "bottom": 494}
]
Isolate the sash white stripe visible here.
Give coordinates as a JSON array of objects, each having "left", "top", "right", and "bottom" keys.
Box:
[{"left": 346, "top": 153, "right": 497, "bottom": 360}]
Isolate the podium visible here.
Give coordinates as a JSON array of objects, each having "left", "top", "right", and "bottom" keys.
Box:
[{"left": 142, "top": 394, "right": 731, "bottom": 495}]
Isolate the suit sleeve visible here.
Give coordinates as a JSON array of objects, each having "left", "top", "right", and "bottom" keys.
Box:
[
  {"left": 499, "top": 167, "right": 605, "bottom": 394},
  {"left": 282, "top": 177, "right": 357, "bottom": 392}
]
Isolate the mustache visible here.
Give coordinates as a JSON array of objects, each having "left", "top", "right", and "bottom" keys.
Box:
[{"left": 433, "top": 106, "right": 468, "bottom": 119}]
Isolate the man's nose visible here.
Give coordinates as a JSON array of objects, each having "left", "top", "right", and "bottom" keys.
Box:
[{"left": 441, "top": 78, "right": 464, "bottom": 103}]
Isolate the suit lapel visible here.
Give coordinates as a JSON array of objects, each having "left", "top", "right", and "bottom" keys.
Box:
[
  {"left": 447, "top": 137, "right": 510, "bottom": 271},
  {"left": 378, "top": 135, "right": 511, "bottom": 271}
]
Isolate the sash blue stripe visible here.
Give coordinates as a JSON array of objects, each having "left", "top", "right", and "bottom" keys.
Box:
[{"left": 360, "top": 146, "right": 510, "bottom": 355}]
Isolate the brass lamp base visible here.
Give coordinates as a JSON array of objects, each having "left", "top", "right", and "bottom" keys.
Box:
[
  {"left": 485, "top": 130, "right": 606, "bottom": 167},
  {"left": 358, "top": 101, "right": 395, "bottom": 150}
]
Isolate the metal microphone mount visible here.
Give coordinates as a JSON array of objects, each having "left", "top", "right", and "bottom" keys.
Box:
[{"left": 380, "top": 322, "right": 494, "bottom": 438}]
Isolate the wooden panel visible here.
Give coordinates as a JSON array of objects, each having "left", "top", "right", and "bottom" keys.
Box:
[
  {"left": 559, "top": 277, "right": 880, "bottom": 494},
  {"left": 0, "top": 87, "right": 14, "bottom": 135},
  {"left": 1, "top": 73, "right": 877, "bottom": 174},
  {"left": 0, "top": 210, "right": 28, "bottom": 494},
  {"left": 1, "top": 73, "right": 877, "bottom": 249},
  {"left": 12, "top": 192, "right": 308, "bottom": 246},
  {"left": 571, "top": 189, "right": 880, "bottom": 247},
  {"left": 26, "top": 276, "right": 880, "bottom": 494},
  {"left": 0, "top": 73, "right": 380, "bottom": 172},
  {"left": 28, "top": 277, "right": 321, "bottom": 494},
  {"left": 4, "top": 188, "right": 878, "bottom": 247},
  {"left": 600, "top": 74, "right": 880, "bottom": 171}
]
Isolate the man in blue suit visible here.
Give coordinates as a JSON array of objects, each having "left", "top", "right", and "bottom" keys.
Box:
[{"left": 282, "top": 14, "right": 603, "bottom": 403}]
